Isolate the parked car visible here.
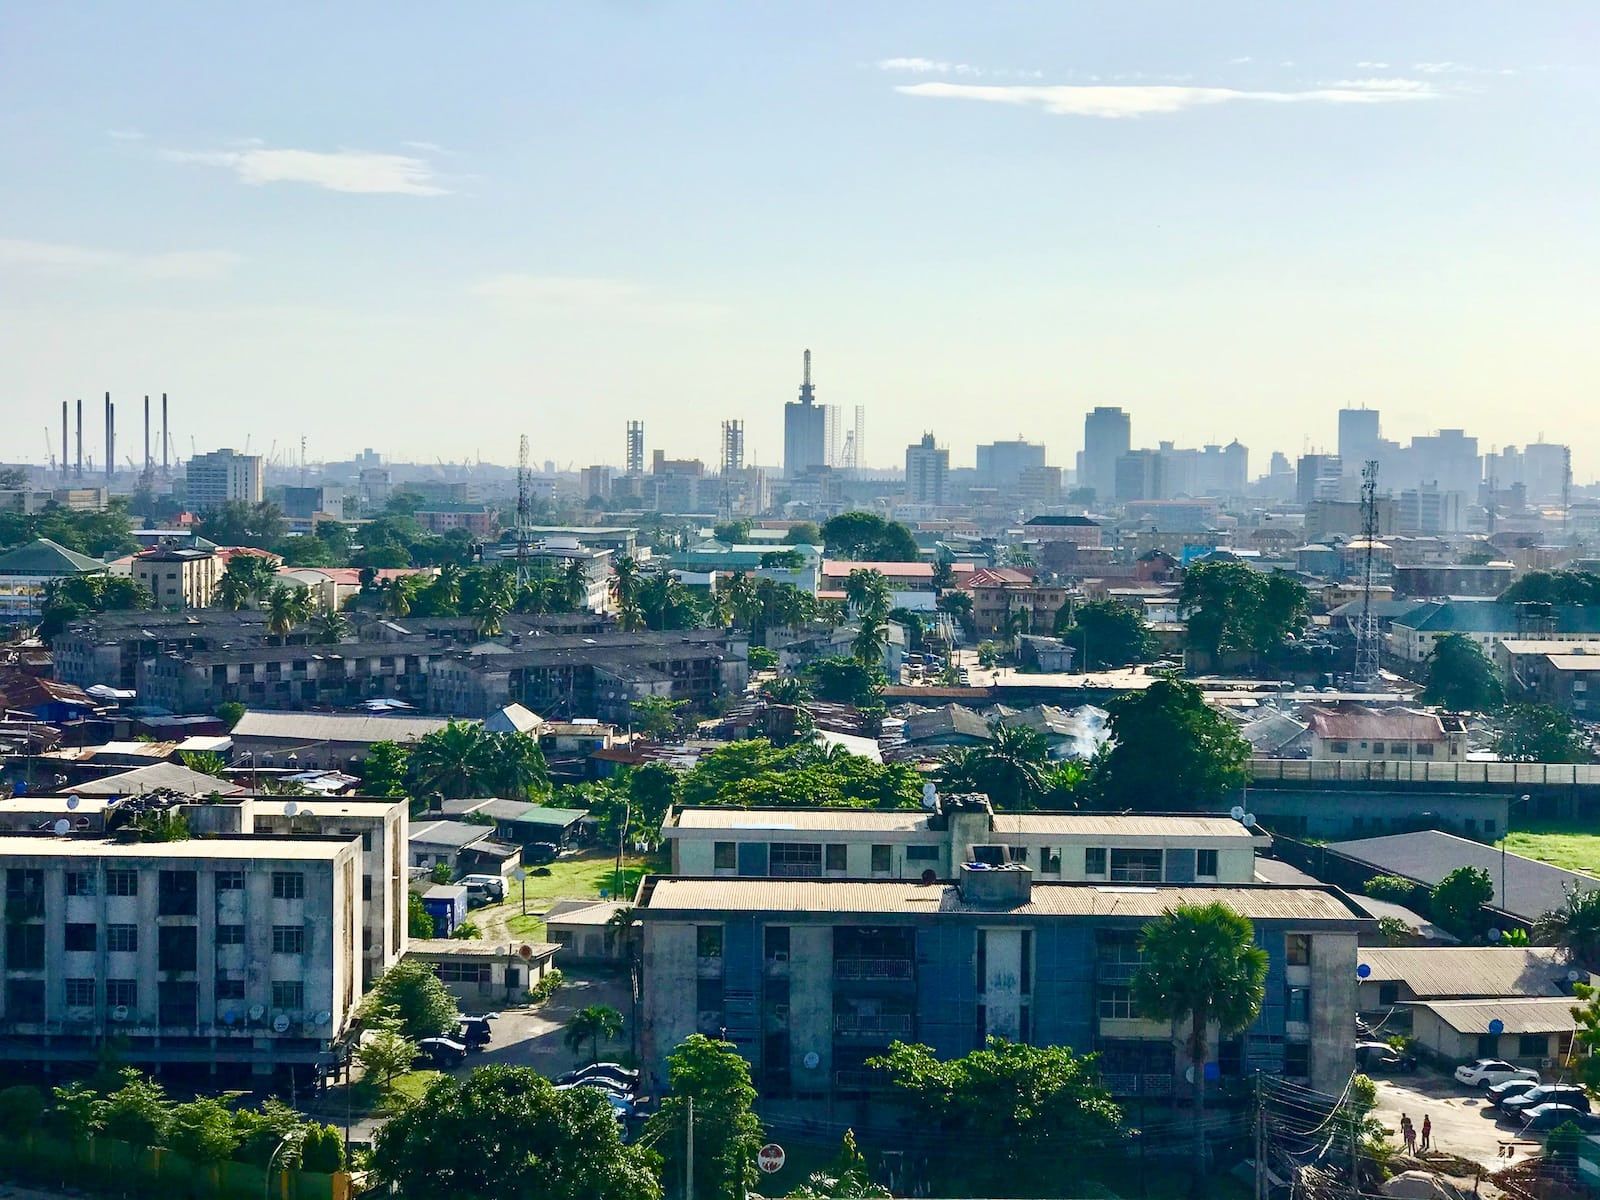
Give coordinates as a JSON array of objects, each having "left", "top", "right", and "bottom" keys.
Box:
[
  {"left": 460, "top": 874, "right": 505, "bottom": 904},
  {"left": 555, "top": 1082, "right": 636, "bottom": 1120},
  {"left": 525, "top": 842, "right": 560, "bottom": 866},
  {"left": 416, "top": 1037, "right": 469, "bottom": 1069},
  {"left": 1502, "top": 1085, "right": 1590, "bottom": 1116},
  {"left": 1355, "top": 1041, "right": 1416, "bottom": 1073},
  {"left": 1486, "top": 1078, "right": 1542, "bottom": 1106},
  {"left": 557, "top": 1062, "right": 640, "bottom": 1092},
  {"left": 1454, "top": 1059, "right": 1539, "bottom": 1089},
  {"left": 458, "top": 1015, "right": 495, "bottom": 1048},
  {"left": 1521, "top": 1103, "right": 1600, "bottom": 1132}
]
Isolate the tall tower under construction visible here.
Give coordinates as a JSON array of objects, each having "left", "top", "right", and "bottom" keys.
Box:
[
  {"left": 625, "top": 421, "right": 645, "bottom": 475},
  {"left": 782, "top": 348, "right": 827, "bottom": 478},
  {"left": 720, "top": 420, "right": 745, "bottom": 475}
]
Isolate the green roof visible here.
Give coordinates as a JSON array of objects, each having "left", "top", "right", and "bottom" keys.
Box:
[
  {"left": 0, "top": 538, "right": 108, "bottom": 577},
  {"left": 524, "top": 806, "right": 590, "bottom": 827},
  {"left": 1393, "top": 601, "right": 1600, "bottom": 636}
]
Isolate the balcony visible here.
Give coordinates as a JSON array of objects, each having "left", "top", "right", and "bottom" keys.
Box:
[
  {"left": 834, "top": 957, "right": 913, "bottom": 981},
  {"left": 834, "top": 1012, "right": 912, "bottom": 1039}
]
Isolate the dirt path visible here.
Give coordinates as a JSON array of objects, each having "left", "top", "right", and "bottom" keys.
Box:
[{"left": 1373, "top": 1072, "right": 1540, "bottom": 1170}]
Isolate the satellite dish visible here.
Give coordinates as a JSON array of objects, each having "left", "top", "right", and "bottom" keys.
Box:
[
  {"left": 519, "top": 944, "right": 534, "bottom": 960},
  {"left": 1488, "top": 1018, "right": 1505, "bottom": 1036},
  {"left": 111, "top": 1005, "right": 129, "bottom": 1022},
  {"left": 803, "top": 1051, "right": 820, "bottom": 1070},
  {"left": 315, "top": 1010, "right": 333, "bottom": 1026},
  {"left": 272, "top": 1013, "right": 292, "bottom": 1033},
  {"left": 921, "top": 782, "right": 939, "bottom": 811},
  {"left": 222, "top": 1010, "right": 237, "bottom": 1025},
  {"left": 1357, "top": 964, "right": 1372, "bottom": 979},
  {"left": 1230, "top": 805, "right": 1246, "bottom": 821},
  {"left": 248, "top": 1004, "right": 266, "bottom": 1022},
  {"left": 283, "top": 801, "right": 300, "bottom": 817},
  {"left": 53, "top": 819, "right": 70, "bottom": 835},
  {"left": 1243, "top": 813, "right": 1256, "bottom": 827},
  {"left": 512, "top": 868, "right": 527, "bottom": 882},
  {"left": 65, "top": 794, "right": 80, "bottom": 811},
  {"left": 1571, "top": 969, "right": 1584, "bottom": 982}
]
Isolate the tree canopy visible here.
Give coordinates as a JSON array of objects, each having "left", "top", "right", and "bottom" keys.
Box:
[
  {"left": 1494, "top": 703, "right": 1589, "bottom": 763},
  {"left": 1535, "top": 887, "right": 1600, "bottom": 967},
  {"left": 935, "top": 722, "right": 1052, "bottom": 810},
  {"left": 805, "top": 656, "right": 885, "bottom": 706},
  {"left": 404, "top": 722, "right": 550, "bottom": 802},
  {"left": 645, "top": 1035, "right": 763, "bottom": 1200},
  {"left": 1430, "top": 865, "right": 1495, "bottom": 940},
  {"left": 1054, "top": 599, "right": 1159, "bottom": 669},
  {"left": 1421, "top": 634, "right": 1504, "bottom": 711},
  {"left": 0, "top": 498, "right": 139, "bottom": 558},
  {"left": 1179, "top": 561, "right": 1309, "bottom": 659},
  {"left": 356, "top": 958, "right": 460, "bottom": 1039},
  {"left": 1500, "top": 571, "right": 1600, "bottom": 607},
  {"left": 38, "top": 574, "right": 153, "bottom": 641},
  {"left": 676, "top": 739, "right": 923, "bottom": 810},
  {"left": 372, "top": 1065, "right": 659, "bottom": 1200},
  {"left": 1095, "top": 678, "right": 1250, "bottom": 810},
  {"left": 820, "top": 512, "right": 920, "bottom": 562}
]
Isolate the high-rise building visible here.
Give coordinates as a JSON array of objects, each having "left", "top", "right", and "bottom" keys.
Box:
[
  {"left": 977, "top": 439, "right": 1047, "bottom": 491},
  {"left": 720, "top": 420, "right": 745, "bottom": 474},
  {"left": 580, "top": 465, "right": 614, "bottom": 501},
  {"left": 783, "top": 349, "right": 828, "bottom": 479},
  {"left": 1080, "top": 408, "right": 1131, "bottom": 502},
  {"left": 626, "top": 421, "right": 645, "bottom": 476},
  {"left": 1296, "top": 454, "right": 1343, "bottom": 505},
  {"left": 905, "top": 433, "right": 949, "bottom": 506},
  {"left": 1114, "top": 449, "right": 1165, "bottom": 502},
  {"left": 184, "top": 448, "right": 263, "bottom": 510},
  {"left": 1338, "top": 408, "right": 1381, "bottom": 473}
]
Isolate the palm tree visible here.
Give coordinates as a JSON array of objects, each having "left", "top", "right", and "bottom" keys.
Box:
[
  {"left": 561, "top": 559, "right": 591, "bottom": 611},
  {"left": 406, "top": 720, "right": 493, "bottom": 799},
  {"left": 264, "top": 584, "right": 312, "bottom": 639},
  {"left": 851, "top": 607, "right": 889, "bottom": 668},
  {"left": 931, "top": 559, "right": 955, "bottom": 593},
  {"left": 214, "top": 570, "right": 251, "bottom": 611},
  {"left": 513, "top": 579, "right": 550, "bottom": 614},
  {"left": 844, "top": 569, "right": 890, "bottom": 616},
  {"left": 1535, "top": 887, "right": 1600, "bottom": 966},
  {"left": 761, "top": 675, "right": 810, "bottom": 705},
  {"left": 469, "top": 571, "right": 514, "bottom": 638},
  {"left": 723, "top": 571, "right": 760, "bottom": 634},
  {"left": 609, "top": 555, "right": 644, "bottom": 630},
  {"left": 1132, "top": 904, "right": 1268, "bottom": 1181},
  {"left": 486, "top": 731, "right": 549, "bottom": 799},
  {"left": 563, "top": 1003, "right": 624, "bottom": 1066},
  {"left": 383, "top": 576, "right": 413, "bottom": 618},
  {"left": 428, "top": 562, "right": 464, "bottom": 614},
  {"left": 312, "top": 608, "right": 350, "bottom": 645}
]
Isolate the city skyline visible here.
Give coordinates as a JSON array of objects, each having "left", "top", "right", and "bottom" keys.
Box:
[{"left": 2, "top": 3, "right": 1596, "bottom": 474}]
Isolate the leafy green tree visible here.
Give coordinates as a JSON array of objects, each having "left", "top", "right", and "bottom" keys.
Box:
[
  {"left": 676, "top": 739, "right": 922, "bottom": 810},
  {"left": 1096, "top": 678, "right": 1250, "bottom": 810},
  {"left": 178, "top": 750, "right": 228, "bottom": 777},
  {"left": 632, "top": 696, "right": 688, "bottom": 740},
  {"left": 97, "top": 1068, "right": 171, "bottom": 1149},
  {"left": 785, "top": 1130, "right": 890, "bottom": 1200},
  {"left": 1179, "top": 561, "right": 1309, "bottom": 661},
  {"left": 358, "top": 1029, "right": 418, "bottom": 1090},
  {"left": 784, "top": 522, "right": 823, "bottom": 546},
  {"left": 1132, "top": 904, "right": 1268, "bottom": 1180},
  {"left": 647, "top": 1035, "right": 763, "bottom": 1200},
  {"left": 1500, "top": 571, "right": 1600, "bottom": 606},
  {"left": 195, "top": 500, "right": 287, "bottom": 548},
  {"left": 1495, "top": 703, "right": 1588, "bottom": 762},
  {"left": 300, "top": 1124, "right": 346, "bottom": 1174},
  {"left": 167, "top": 1097, "right": 240, "bottom": 1164},
  {"left": 359, "top": 741, "right": 411, "bottom": 797},
  {"left": 312, "top": 608, "right": 351, "bottom": 644},
  {"left": 37, "top": 574, "right": 154, "bottom": 640},
  {"left": 937, "top": 589, "right": 976, "bottom": 640},
  {"left": 761, "top": 674, "right": 811, "bottom": 705},
  {"left": 407, "top": 720, "right": 499, "bottom": 799},
  {"left": 1055, "top": 600, "right": 1159, "bottom": 669},
  {"left": 713, "top": 519, "right": 753, "bottom": 543},
  {"left": 372, "top": 1066, "right": 658, "bottom": 1200},
  {"left": 935, "top": 722, "right": 1051, "bottom": 810},
  {"left": 264, "top": 583, "right": 315, "bottom": 638},
  {"left": 47, "top": 1082, "right": 102, "bottom": 1141},
  {"left": 0, "top": 1085, "right": 44, "bottom": 1139},
  {"left": 408, "top": 891, "right": 435, "bottom": 938},
  {"left": 867, "top": 1038, "right": 1123, "bottom": 1197},
  {"left": 1536, "top": 887, "right": 1600, "bottom": 966},
  {"left": 806, "top": 656, "right": 885, "bottom": 705},
  {"left": 563, "top": 1004, "right": 624, "bottom": 1065},
  {"left": 1421, "top": 633, "right": 1503, "bottom": 711},
  {"left": 1567, "top": 981, "right": 1600, "bottom": 1096},
  {"left": 1430, "top": 865, "right": 1495, "bottom": 939},
  {"left": 215, "top": 700, "right": 246, "bottom": 730},
  {"left": 358, "top": 958, "right": 459, "bottom": 1039},
  {"left": 1363, "top": 874, "right": 1423, "bottom": 905}
]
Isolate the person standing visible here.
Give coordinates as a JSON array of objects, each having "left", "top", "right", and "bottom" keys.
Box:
[{"left": 1420, "top": 1115, "right": 1432, "bottom": 1153}]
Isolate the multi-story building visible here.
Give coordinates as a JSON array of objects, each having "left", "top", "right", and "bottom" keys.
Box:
[
  {"left": 963, "top": 569, "right": 1071, "bottom": 637},
  {"left": 977, "top": 440, "right": 1047, "bottom": 491},
  {"left": 1388, "top": 601, "right": 1600, "bottom": 664},
  {"left": 1497, "top": 640, "right": 1600, "bottom": 716},
  {"left": 132, "top": 546, "right": 219, "bottom": 609},
  {"left": 783, "top": 350, "right": 828, "bottom": 479},
  {"left": 904, "top": 434, "right": 949, "bottom": 506},
  {"left": 662, "top": 800, "right": 1266, "bottom": 883},
  {"left": 140, "top": 640, "right": 449, "bottom": 713},
  {"left": 636, "top": 866, "right": 1365, "bottom": 1099},
  {"left": 1114, "top": 449, "right": 1166, "bottom": 502},
  {"left": 1304, "top": 706, "right": 1467, "bottom": 762},
  {"left": 1015, "top": 465, "right": 1063, "bottom": 510},
  {"left": 1079, "top": 407, "right": 1130, "bottom": 503},
  {"left": 184, "top": 449, "right": 264, "bottom": 510},
  {"left": 414, "top": 505, "right": 498, "bottom": 538},
  {"left": 1021, "top": 515, "right": 1102, "bottom": 547},
  {"left": 0, "top": 833, "right": 362, "bottom": 1078},
  {"left": 1338, "top": 409, "right": 1382, "bottom": 473},
  {"left": 1397, "top": 484, "right": 1463, "bottom": 535},
  {"left": 1296, "top": 454, "right": 1343, "bottom": 505}
]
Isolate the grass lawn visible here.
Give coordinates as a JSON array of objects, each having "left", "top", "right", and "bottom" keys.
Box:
[
  {"left": 511, "top": 849, "right": 657, "bottom": 910},
  {"left": 506, "top": 914, "right": 546, "bottom": 939},
  {"left": 322, "top": 1068, "right": 441, "bottom": 1118},
  {"left": 1499, "top": 819, "right": 1600, "bottom": 875}
]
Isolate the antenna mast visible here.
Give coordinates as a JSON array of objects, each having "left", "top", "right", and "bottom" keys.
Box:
[
  {"left": 515, "top": 434, "right": 533, "bottom": 586},
  {"left": 1563, "top": 446, "right": 1573, "bottom": 541},
  {"left": 1355, "top": 459, "right": 1382, "bottom": 690}
]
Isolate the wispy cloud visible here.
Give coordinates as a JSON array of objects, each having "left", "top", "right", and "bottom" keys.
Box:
[
  {"left": 877, "top": 56, "right": 979, "bottom": 76},
  {"left": 1414, "top": 61, "right": 1515, "bottom": 75},
  {"left": 1229, "top": 56, "right": 1254, "bottom": 65},
  {"left": 894, "top": 79, "right": 1439, "bottom": 119},
  {"left": 1355, "top": 61, "right": 1391, "bottom": 70},
  {"left": 0, "top": 238, "right": 239, "bottom": 280},
  {"left": 471, "top": 275, "right": 724, "bottom": 323},
  {"left": 162, "top": 144, "right": 448, "bottom": 195},
  {"left": 106, "top": 128, "right": 145, "bottom": 141}
]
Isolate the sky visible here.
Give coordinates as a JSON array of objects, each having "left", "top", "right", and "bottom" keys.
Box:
[{"left": 2, "top": 3, "right": 1597, "bottom": 478}]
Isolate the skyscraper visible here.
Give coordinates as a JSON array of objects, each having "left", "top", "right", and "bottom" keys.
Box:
[
  {"left": 1338, "top": 408, "right": 1381, "bottom": 472},
  {"left": 905, "top": 433, "right": 949, "bottom": 506},
  {"left": 976, "top": 439, "right": 1047, "bottom": 490},
  {"left": 185, "top": 448, "right": 264, "bottom": 509},
  {"left": 1080, "top": 407, "right": 1131, "bottom": 502},
  {"left": 783, "top": 349, "right": 828, "bottom": 478},
  {"left": 625, "top": 421, "right": 645, "bottom": 475}
]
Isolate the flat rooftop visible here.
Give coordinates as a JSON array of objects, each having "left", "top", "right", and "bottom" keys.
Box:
[{"left": 0, "top": 834, "right": 351, "bottom": 860}]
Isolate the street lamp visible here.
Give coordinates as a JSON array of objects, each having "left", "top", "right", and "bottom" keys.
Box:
[
  {"left": 1502, "top": 793, "right": 1533, "bottom": 916},
  {"left": 264, "top": 1129, "right": 305, "bottom": 1200}
]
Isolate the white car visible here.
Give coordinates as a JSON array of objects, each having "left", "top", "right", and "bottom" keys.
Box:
[{"left": 1454, "top": 1059, "right": 1540, "bottom": 1089}]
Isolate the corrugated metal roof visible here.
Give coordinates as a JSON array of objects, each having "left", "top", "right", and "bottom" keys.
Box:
[
  {"left": 1305, "top": 706, "right": 1444, "bottom": 742},
  {"left": 232, "top": 710, "right": 456, "bottom": 744},
  {"left": 993, "top": 813, "right": 1261, "bottom": 841},
  {"left": 1414, "top": 997, "right": 1580, "bottom": 1035},
  {"left": 642, "top": 878, "right": 1363, "bottom": 921},
  {"left": 1356, "top": 947, "right": 1576, "bottom": 998},
  {"left": 71, "top": 762, "right": 245, "bottom": 797},
  {"left": 671, "top": 809, "right": 933, "bottom": 832}
]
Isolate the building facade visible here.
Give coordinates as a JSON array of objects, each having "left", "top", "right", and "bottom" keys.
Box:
[
  {"left": 185, "top": 449, "right": 264, "bottom": 509},
  {"left": 133, "top": 546, "right": 219, "bottom": 609},
  {"left": 904, "top": 434, "right": 949, "bottom": 507}
]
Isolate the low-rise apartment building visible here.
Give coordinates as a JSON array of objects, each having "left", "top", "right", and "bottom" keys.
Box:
[
  {"left": 1387, "top": 601, "right": 1600, "bottom": 664},
  {"left": 1497, "top": 640, "right": 1600, "bottom": 715},
  {"left": 637, "top": 867, "right": 1365, "bottom": 1100},
  {"left": 132, "top": 546, "right": 220, "bottom": 610},
  {"left": 662, "top": 798, "right": 1265, "bottom": 885},
  {"left": 140, "top": 641, "right": 446, "bottom": 712},
  {"left": 0, "top": 833, "right": 361, "bottom": 1078},
  {"left": 963, "top": 569, "right": 1072, "bottom": 638},
  {"left": 1305, "top": 706, "right": 1467, "bottom": 762}
]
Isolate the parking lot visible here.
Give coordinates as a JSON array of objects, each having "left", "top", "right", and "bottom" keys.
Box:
[{"left": 1371, "top": 1071, "right": 1546, "bottom": 1170}]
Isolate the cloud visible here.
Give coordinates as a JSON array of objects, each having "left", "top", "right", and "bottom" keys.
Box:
[
  {"left": 1355, "top": 61, "right": 1391, "bottom": 69},
  {"left": 893, "top": 79, "right": 1439, "bottom": 118},
  {"left": 162, "top": 145, "right": 448, "bottom": 194},
  {"left": 106, "top": 128, "right": 145, "bottom": 141},
  {"left": 1229, "top": 56, "right": 1254, "bottom": 65},
  {"left": 1414, "top": 61, "right": 1515, "bottom": 75},
  {"left": 471, "top": 274, "right": 724, "bottom": 323},
  {"left": 876, "top": 56, "right": 979, "bottom": 76},
  {"left": 0, "top": 238, "right": 239, "bottom": 279}
]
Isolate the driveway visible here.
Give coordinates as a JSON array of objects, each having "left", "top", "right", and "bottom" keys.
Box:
[
  {"left": 474, "top": 971, "right": 635, "bottom": 1075},
  {"left": 1372, "top": 1071, "right": 1543, "bottom": 1170}
]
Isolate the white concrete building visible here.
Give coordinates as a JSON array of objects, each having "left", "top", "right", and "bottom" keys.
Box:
[{"left": 184, "top": 448, "right": 264, "bottom": 509}]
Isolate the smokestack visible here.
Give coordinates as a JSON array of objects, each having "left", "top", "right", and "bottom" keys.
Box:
[
  {"left": 105, "top": 392, "right": 114, "bottom": 481},
  {"left": 143, "top": 395, "right": 151, "bottom": 474},
  {"left": 161, "top": 393, "right": 169, "bottom": 476},
  {"left": 61, "top": 401, "right": 68, "bottom": 484},
  {"left": 75, "top": 398, "right": 83, "bottom": 479}
]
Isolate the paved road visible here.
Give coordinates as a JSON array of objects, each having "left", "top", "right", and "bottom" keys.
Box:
[{"left": 1373, "top": 1071, "right": 1542, "bottom": 1170}]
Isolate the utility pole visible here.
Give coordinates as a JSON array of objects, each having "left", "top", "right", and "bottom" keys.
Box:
[
  {"left": 1253, "top": 1072, "right": 1266, "bottom": 1200},
  {"left": 685, "top": 1095, "right": 694, "bottom": 1200}
]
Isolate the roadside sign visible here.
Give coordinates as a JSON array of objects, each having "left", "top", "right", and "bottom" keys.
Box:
[{"left": 757, "top": 1144, "right": 786, "bottom": 1174}]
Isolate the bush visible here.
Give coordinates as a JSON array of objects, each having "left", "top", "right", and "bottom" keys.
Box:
[
  {"left": 0, "top": 1084, "right": 44, "bottom": 1138},
  {"left": 530, "top": 968, "right": 565, "bottom": 1003},
  {"left": 301, "top": 1123, "right": 347, "bottom": 1174},
  {"left": 1364, "top": 874, "right": 1421, "bottom": 905}
]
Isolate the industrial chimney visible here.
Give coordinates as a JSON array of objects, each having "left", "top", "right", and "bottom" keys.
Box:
[
  {"left": 105, "top": 392, "right": 114, "bottom": 481},
  {"left": 75, "top": 398, "right": 83, "bottom": 479},
  {"left": 161, "top": 393, "right": 169, "bottom": 477},
  {"left": 60, "top": 401, "right": 68, "bottom": 484}
]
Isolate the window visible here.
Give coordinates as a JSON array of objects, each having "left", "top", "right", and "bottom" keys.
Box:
[
  {"left": 65, "top": 978, "right": 97, "bottom": 1007},
  {"left": 436, "top": 961, "right": 492, "bottom": 984},
  {"left": 906, "top": 845, "right": 940, "bottom": 862},
  {"left": 1372, "top": 742, "right": 1386, "bottom": 755},
  {"left": 765, "top": 926, "right": 790, "bottom": 961},
  {"left": 4, "top": 924, "right": 44, "bottom": 969},
  {"left": 158, "top": 925, "right": 198, "bottom": 971},
  {"left": 1519, "top": 1034, "right": 1548, "bottom": 1058},
  {"left": 825, "top": 844, "right": 847, "bottom": 872},
  {"left": 106, "top": 979, "right": 137, "bottom": 1009},
  {"left": 1040, "top": 847, "right": 1062, "bottom": 874},
  {"left": 1417, "top": 743, "right": 1435, "bottom": 756},
  {"left": 272, "top": 872, "right": 305, "bottom": 899},
  {"left": 215, "top": 975, "right": 246, "bottom": 1001},
  {"left": 5, "top": 980, "right": 44, "bottom": 1022},
  {"left": 1287, "top": 987, "right": 1311, "bottom": 1024},
  {"left": 106, "top": 869, "right": 138, "bottom": 896},
  {"left": 1331, "top": 740, "right": 1349, "bottom": 754},
  {"left": 1085, "top": 848, "right": 1107, "bottom": 876},
  {"left": 215, "top": 870, "right": 245, "bottom": 891},
  {"left": 107, "top": 924, "right": 138, "bottom": 953},
  {"left": 158, "top": 870, "right": 198, "bottom": 916},
  {"left": 272, "top": 925, "right": 305, "bottom": 955},
  {"left": 1283, "top": 1043, "right": 1311, "bottom": 1077},
  {"left": 769, "top": 843, "right": 822, "bottom": 876},
  {"left": 1109, "top": 849, "right": 1163, "bottom": 883},
  {"left": 272, "top": 981, "right": 305, "bottom": 1011},
  {"left": 159, "top": 981, "right": 198, "bottom": 1026},
  {"left": 206, "top": 923, "right": 242, "bottom": 947},
  {"left": 66, "top": 871, "right": 96, "bottom": 896},
  {"left": 362, "top": 875, "right": 372, "bottom": 901},
  {"left": 1008, "top": 845, "right": 1029, "bottom": 864},
  {"left": 696, "top": 926, "right": 723, "bottom": 959},
  {"left": 1098, "top": 985, "right": 1136, "bottom": 1020},
  {"left": 1195, "top": 849, "right": 1219, "bottom": 878},
  {"left": 871, "top": 845, "right": 892, "bottom": 873},
  {"left": 1286, "top": 934, "right": 1311, "bottom": 966},
  {"left": 6, "top": 868, "right": 44, "bottom": 918},
  {"left": 713, "top": 842, "right": 736, "bottom": 870},
  {"left": 1378, "top": 983, "right": 1400, "bottom": 1006}
]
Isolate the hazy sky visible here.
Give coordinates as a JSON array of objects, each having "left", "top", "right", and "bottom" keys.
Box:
[{"left": 3, "top": 3, "right": 1596, "bottom": 477}]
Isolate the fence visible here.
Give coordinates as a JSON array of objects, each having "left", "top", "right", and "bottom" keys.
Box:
[
  {"left": 1251, "top": 758, "right": 1600, "bottom": 787},
  {"left": 0, "top": 1131, "right": 354, "bottom": 1200}
]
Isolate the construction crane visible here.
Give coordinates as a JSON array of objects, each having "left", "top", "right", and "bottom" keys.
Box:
[
  {"left": 514, "top": 434, "right": 533, "bottom": 586},
  {"left": 43, "top": 427, "right": 56, "bottom": 474},
  {"left": 1354, "top": 459, "right": 1382, "bottom": 690}
]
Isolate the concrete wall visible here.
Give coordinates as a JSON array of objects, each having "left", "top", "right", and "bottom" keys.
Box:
[
  {"left": 1309, "top": 931, "right": 1358, "bottom": 1094},
  {"left": 640, "top": 922, "right": 700, "bottom": 1089},
  {"left": 788, "top": 926, "right": 833, "bottom": 1092},
  {"left": 1250, "top": 787, "right": 1508, "bottom": 842}
]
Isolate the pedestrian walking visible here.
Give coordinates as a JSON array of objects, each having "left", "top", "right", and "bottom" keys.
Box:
[
  {"left": 1401, "top": 1115, "right": 1415, "bottom": 1155},
  {"left": 1420, "top": 1115, "right": 1432, "bottom": 1153}
]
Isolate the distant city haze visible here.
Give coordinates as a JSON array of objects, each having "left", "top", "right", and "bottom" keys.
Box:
[{"left": 2, "top": 3, "right": 1595, "bottom": 476}]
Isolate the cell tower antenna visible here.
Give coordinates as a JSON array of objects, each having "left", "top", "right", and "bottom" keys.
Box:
[
  {"left": 515, "top": 434, "right": 533, "bottom": 586},
  {"left": 1563, "top": 446, "right": 1573, "bottom": 540},
  {"left": 1354, "top": 459, "right": 1382, "bottom": 690},
  {"left": 803, "top": 348, "right": 811, "bottom": 388}
]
